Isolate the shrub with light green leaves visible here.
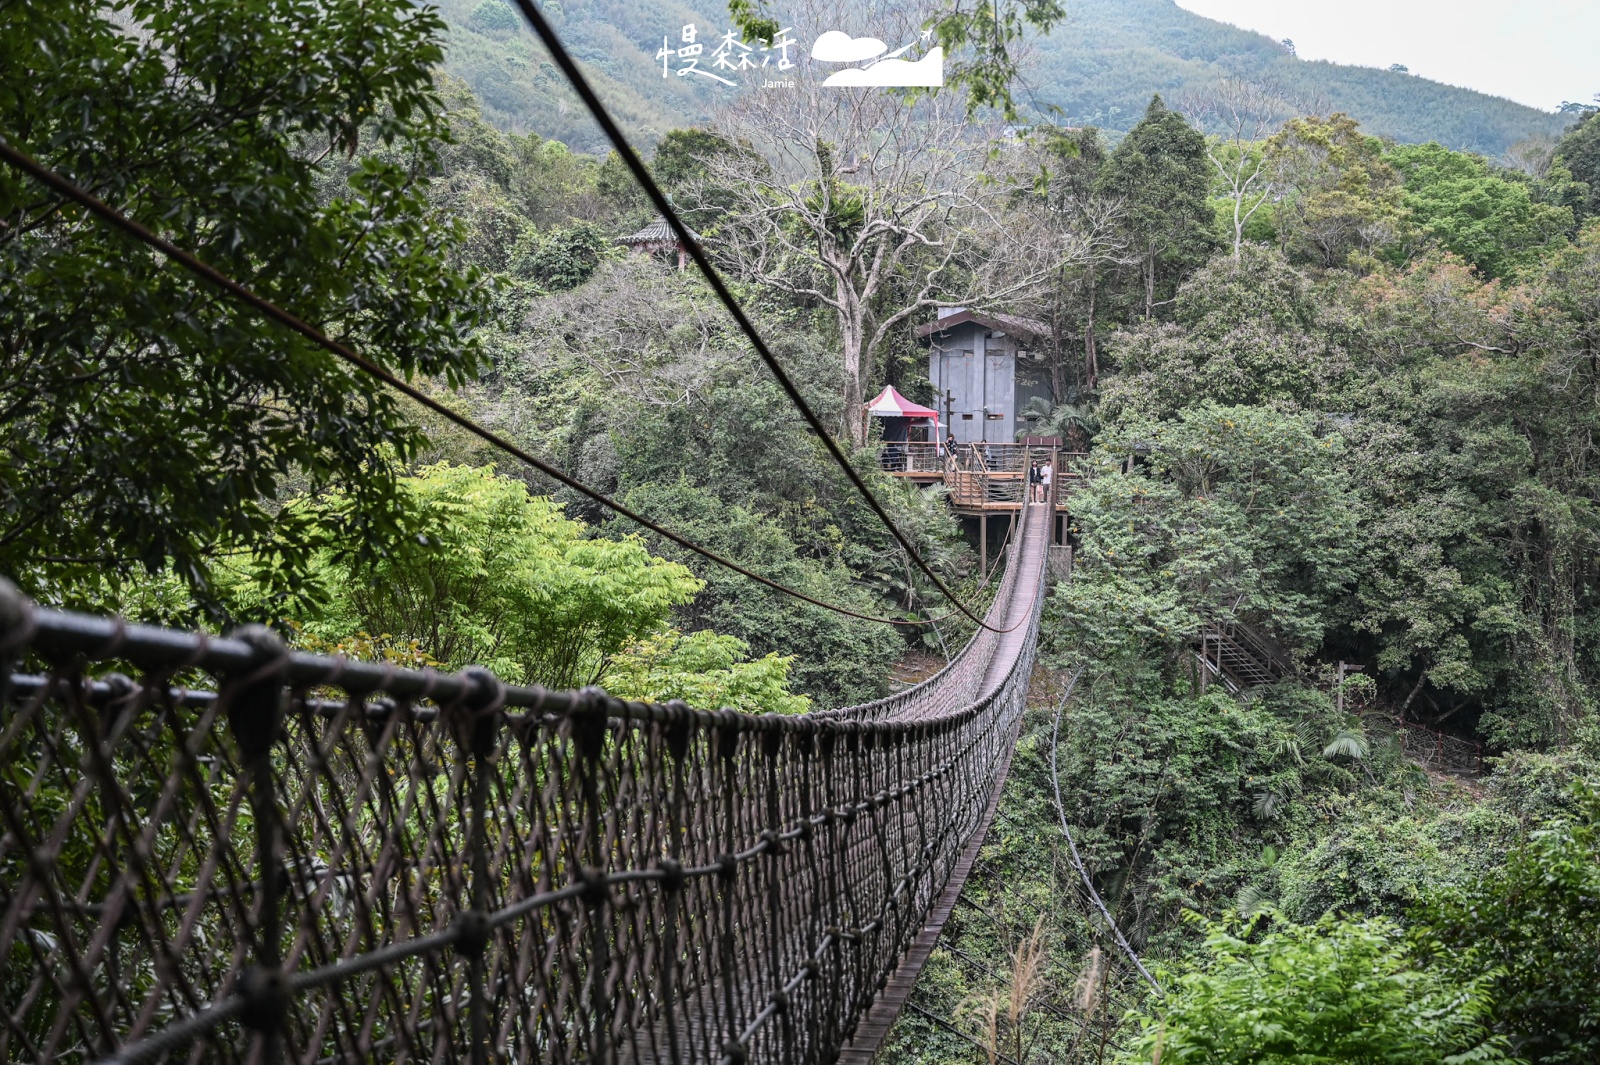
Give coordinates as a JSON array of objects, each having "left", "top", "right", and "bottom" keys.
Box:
[
  {"left": 603, "top": 629, "right": 810, "bottom": 715},
  {"left": 230, "top": 462, "right": 703, "bottom": 690},
  {"left": 1124, "top": 913, "right": 1511, "bottom": 1064}
]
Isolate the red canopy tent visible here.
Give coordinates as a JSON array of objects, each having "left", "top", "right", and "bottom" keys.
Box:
[
  {"left": 866, "top": 385, "right": 941, "bottom": 431},
  {"left": 866, "top": 387, "right": 942, "bottom": 471}
]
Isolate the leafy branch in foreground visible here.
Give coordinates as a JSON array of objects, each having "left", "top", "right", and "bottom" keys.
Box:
[
  {"left": 925, "top": 0, "right": 1067, "bottom": 119},
  {"left": 1124, "top": 913, "right": 1512, "bottom": 1064},
  {"left": 1, "top": 0, "right": 487, "bottom": 607}
]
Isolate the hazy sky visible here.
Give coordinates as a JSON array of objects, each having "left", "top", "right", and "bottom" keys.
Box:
[{"left": 1174, "top": 0, "right": 1600, "bottom": 111}]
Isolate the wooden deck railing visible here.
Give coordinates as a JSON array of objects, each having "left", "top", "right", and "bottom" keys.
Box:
[
  {"left": 948, "top": 469, "right": 1028, "bottom": 507},
  {"left": 876, "top": 443, "right": 1090, "bottom": 510},
  {"left": 878, "top": 442, "right": 946, "bottom": 474}
]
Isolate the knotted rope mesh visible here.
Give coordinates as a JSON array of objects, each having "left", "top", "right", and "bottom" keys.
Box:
[{"left": 0, "top": 499, "right": 1050, "bottom": 1065}]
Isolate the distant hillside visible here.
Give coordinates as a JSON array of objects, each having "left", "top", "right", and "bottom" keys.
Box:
[
  {"left": 1031, "top": 0, "right": 1566, "bottom": 154},
  {"left": 432, "top": 0, "right": 733, "bottom": 152},
  {"left": 438, "top": 0, "right": 1565, "bottom": 156}
]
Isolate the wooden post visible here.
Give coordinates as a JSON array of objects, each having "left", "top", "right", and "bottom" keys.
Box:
[
  {"left": 979, "top": 516, "right": 988, "bottom": 576},
  {"left": 1337, "top": 662, "right": 1364, "bottom": 716}
]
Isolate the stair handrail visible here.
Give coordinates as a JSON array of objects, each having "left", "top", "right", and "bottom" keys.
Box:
[{"left": 1226, "top": 617, "right": 1297, "bottom": 679}]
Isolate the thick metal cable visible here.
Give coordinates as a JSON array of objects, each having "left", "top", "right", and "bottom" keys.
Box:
[
  {"left": 0, "top": 136, "right": 1018, "bottom": 630},
  {"left": 1047, "top": 665, "right": 1163, "bottom": 994},
  {"left": 503, "top": 0, "right": 996, "bottom": 631}
]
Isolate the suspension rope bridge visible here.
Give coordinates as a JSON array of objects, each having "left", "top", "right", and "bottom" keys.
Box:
[
  {"left": 0, "top": 6, "right": 1152, "bottom": 1061},
  {"left": 0, "top": 483, "right": 1054, "bottom": 1065}
]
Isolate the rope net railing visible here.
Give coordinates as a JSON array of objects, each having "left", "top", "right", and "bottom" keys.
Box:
[{"left": 0, "top": 500, "right": 1050, "bottom": 1065}]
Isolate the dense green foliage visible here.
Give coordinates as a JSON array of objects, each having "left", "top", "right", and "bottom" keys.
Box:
[
  {"left": 604, "top": 628, "right": 811, "bottom": 715},
  {"left": 0, "top": 0, "right": 486, "bottom": 608},
  {"left": 1125, "top": 914, "right": 1511, "bottom": 1063},
  {"left": 1087, "top": 220, "right": 1600, "bottom": 747},
  {"left": 1420, "top": 783, "right": 1600, "bottom": 1063},
  {"left": 1387, "top": 142, "right": 1573, "bottom": 277},
  {"left": 1552, "top": 111, "right": 1600, "bottom": 221},
  {"left": 1059, "top": 403, "right": 1356, "bottom": 659},
  {"left": 1096, "top": 96, "right": 1217, "bottom": 318},
  {"left": 1266, "top": 114, "right": 1404, "bottom": 267},
  {"left": 232, "top": 463, "right": 704, "bottom": 689},
  {"left": 612, "top": 481, "right": 909, "bottom": 707}
]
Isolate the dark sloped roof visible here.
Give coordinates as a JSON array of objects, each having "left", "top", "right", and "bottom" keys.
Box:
[
  {"left": 915, "top": 309, "right": 1050, "bottom": 341},
  {"left": 618, "top": 216, "right": 702, "bottom": 245}
]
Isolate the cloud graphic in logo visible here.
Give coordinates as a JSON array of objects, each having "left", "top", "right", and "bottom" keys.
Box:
[
  {"left": 821, "top": 47, "right": 944, "bottom": 87},
  {"left": 810, "top": 30, "right": 887, "bottom": 63}
]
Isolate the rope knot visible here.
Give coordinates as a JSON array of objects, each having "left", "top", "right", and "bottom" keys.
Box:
[
  {"left": 223, "top": 625, "right": 288, "bottom": 762},
  {"left": 569, "top": 687, "right": 610, "bottom": 760},
  {"left": 0, "top": 577, "right": 36, "bottom": 659},
  {"left": 453, "top": 666, "right": 504, "bottom": 759},
  {"left": 451, "top": 909, "right": 491, "bottom": 957},
  {"left": 237, "top": 965, "right": 289, "bottom": 1032},
  {"left": 579, "top": 866, "right": 610, "bottom": 906}
]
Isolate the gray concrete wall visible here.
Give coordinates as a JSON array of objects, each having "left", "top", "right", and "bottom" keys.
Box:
[
  {"left": 1013, "top": 360, "right": 1053, "bottom": 438},
  {"left": 929, "top": 321, "right": 1021, "bottom": 443}
]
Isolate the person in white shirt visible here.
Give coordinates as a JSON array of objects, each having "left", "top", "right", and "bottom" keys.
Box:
[{"left": 1039, "top": 462, "right": 1053, "bottom": 500}]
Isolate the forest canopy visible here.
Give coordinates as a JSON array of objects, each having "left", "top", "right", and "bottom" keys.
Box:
[{"left": 2, "top": 1, "right": 1599, "bottom": 1061}]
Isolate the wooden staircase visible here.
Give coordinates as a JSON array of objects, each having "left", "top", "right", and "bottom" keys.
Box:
[{"left": 1196, "top": 621, "right": 1295, "bottom": 693}]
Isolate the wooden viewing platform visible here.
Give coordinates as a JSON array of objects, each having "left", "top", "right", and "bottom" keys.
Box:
[
  {"left": 876, "top": 442, "right": 1087, "bottom": 516},
  {"left": 876, "top": 441, "right": 1086, "bottom": 573}
]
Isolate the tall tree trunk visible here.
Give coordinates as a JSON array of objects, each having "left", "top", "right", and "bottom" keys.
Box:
[
  {"left": 843, "top": 360, "right": 865, "bottom": 445},
  {"left": 837, "top": 274, "right": 869, "bottom": 445},
  {"left": 1143, "top": 249, "right": 1156, "bottom": 321},
  {"left": 1085, "top": 269, "right": 1099, "bottom": 391},
  {"left": 1049, "top": 303, "right": 1064, "bottom": 403},
  {"left": 1233, "top": 187, "right": 1245, "bottom": 263},
  {"left": 841, "top": 314, "right": 867, "bottom": 446}
]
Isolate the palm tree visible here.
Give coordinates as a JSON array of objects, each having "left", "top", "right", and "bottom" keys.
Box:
[{"left": 1017, "top": 397, "right": 1100, "bottom": 451}]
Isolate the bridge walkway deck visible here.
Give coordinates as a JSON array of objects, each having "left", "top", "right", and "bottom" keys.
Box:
[{"left": 835, "top": 495, "right": 1053, "bottom": 1062}]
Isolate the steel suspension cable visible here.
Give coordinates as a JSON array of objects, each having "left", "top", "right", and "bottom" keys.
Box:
[
  {"left": 1048, "top": 665, "right": 1163, "bottom": 995},
  {"left": 0, "top": 137, "right": 949, "bottom": 629},
  {"left": 503, "top": 0, "right": 998, "bottom": 631}
]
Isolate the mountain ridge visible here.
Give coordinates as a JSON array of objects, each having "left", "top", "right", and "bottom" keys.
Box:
[
  {"left": 1028, "top": 0, "right": 1566, "bottom": 153},
  {"left": 437, "top": 0, "right": 1567, "bottom": 156}
]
